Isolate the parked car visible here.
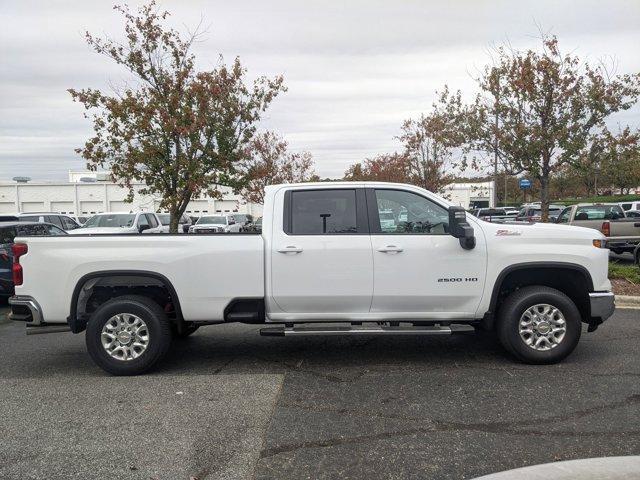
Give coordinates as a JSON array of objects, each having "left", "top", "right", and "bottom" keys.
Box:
[
  {"left": 156, "top": 213, "right": 193, "bottom": 233},
  {"left": 73, "top": 215, "right": 89, "bottom": 225},
  {"left": 618, "top": 201, "right": 640, "bottom": 212},
  {"left": 556, "top": 203, "right": 640, "bottom": 253},
  {"left": 189, "top": 214, "right": 242, "bottom": 233},
  {"left": 0, "top": 222, "right": 66, "bottom": 299},
  {"left": 516, "top": 205, "right": 565, "bottom": 222},
  {"left": 624, "top": 210, "right": 640, "bottom": 218},
  {"left": 68, "top": 212, "right": 164, "bottom": 235},
  {"left": 4, "top": 212, "right": 81, "bottom": 231},
  {"left": 9, "top": 182, "right": 614, "bottom": 375}
]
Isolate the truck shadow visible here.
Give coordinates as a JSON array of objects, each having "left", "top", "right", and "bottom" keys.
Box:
[{"left": 154, "top": 324, "right": 522, "bottom": 377}]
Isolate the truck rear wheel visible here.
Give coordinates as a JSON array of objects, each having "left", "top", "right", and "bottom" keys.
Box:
[
  {"left": 497, "top": 286, "right": 582, "bottom": 364},
  {"left": 85, "top": 295, "right": 172, "bottom": 375}
]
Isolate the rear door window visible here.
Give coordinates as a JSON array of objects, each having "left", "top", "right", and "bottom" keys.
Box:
[{"left": 288, "top": 189, "right": 359, "bottom": 234}]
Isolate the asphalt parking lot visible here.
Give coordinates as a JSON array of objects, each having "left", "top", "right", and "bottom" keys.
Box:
[{"left": 1, "top": 306, "right": 639, "bottom": 480}]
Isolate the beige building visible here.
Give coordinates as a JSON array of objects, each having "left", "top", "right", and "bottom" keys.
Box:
[
  {"left": 443, "top": 181, "right": 495, "bottom": 209},
  {"left": 0, "top": 171, "right": 263, "bottom": 217}
]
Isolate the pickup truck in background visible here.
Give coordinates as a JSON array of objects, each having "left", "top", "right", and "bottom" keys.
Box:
[
  {"left": 9, "top": 182, "right": 615, "bottom": 375},
  {"left": 556, "top": 203, "right": 640, "bottom": 254}
]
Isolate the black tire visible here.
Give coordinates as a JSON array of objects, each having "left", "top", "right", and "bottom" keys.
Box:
[
  {"left": 86, "top": 295, "right": 172, "bottom": 375},
  {"left": 497, "top": 286, "right": 582, "bottom": 364},
  {"left": 171, "top": 323, "right": 199, "bottom": 339}
]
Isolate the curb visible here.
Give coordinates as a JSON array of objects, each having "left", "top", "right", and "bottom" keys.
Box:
[{"left": 616, "top": 295, "right": 640, "bottom": 309}]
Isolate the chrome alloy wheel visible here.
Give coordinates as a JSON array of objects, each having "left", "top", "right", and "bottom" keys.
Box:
[
  {"left": 101, "top": 313, "right": 150, "bottom": 361},
  {"left": 519, "top": 304, "right": 567, "bottom": 351}
]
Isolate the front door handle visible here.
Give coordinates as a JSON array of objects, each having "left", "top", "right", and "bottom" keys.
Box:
[
  {"left": 277, "top": 245, "right": 303, "bottom": 254},
  {"left": 377, "top": 245, "right": 403, "bottom": 253}
]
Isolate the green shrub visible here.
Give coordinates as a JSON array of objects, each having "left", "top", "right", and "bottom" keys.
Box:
[{"left": 609, "top": 261, "right": 640, "bottom": 284}]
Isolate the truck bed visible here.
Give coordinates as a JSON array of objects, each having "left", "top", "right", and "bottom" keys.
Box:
[{"left": 14, "top": 233, "right": 265, "bottom": 323}]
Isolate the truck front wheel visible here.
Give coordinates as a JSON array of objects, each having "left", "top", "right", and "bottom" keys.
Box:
[
  {"left": 497, "top": 286, "right": 582, "bottom": 364},
  {"left": 86, "top": 295, "right": 172, "bottom": 375}
]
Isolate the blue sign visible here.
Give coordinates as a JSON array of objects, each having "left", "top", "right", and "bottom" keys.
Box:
[{"left": 519, "top": 179, "right": 532, "bottom": 189}]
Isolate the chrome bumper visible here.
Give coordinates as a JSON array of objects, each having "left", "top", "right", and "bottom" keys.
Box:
[
  {"left": 589, "top": 292, "right": 615, "bottom": 321},
  {"left": 8, "top": 295, "right": 44, "bottom": 325}
]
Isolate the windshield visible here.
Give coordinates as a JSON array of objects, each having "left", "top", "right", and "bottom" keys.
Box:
[
  {"left": 197, "top": 216, "right": 226, "bottom": 224},
  {"left": 83, "top": 214, "right": 136, "bottom": 228}
]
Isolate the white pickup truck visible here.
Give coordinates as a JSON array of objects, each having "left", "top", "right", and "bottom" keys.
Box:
[{"left": 9, "top": 182, "right": 615, "bottom": 375}]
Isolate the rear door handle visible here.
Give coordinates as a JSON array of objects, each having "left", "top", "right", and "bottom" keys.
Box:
[
  {"left": 277, "top": 245, "right": 303, "bottom": 254},
  {"left": 377, "top": 245, "right": 403, "bottom": 253}
]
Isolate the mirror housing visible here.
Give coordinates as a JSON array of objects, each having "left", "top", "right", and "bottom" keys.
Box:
[{"left": 448, "top": 206, "right": 476, "bottom": 250}]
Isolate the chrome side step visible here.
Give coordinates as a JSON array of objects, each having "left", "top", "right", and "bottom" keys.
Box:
[
  {"left": 260, "top": 324, "right": 475, "bottom": 337},
  {"left": 26, "top": 325, "right": 72, "bottom": 335}
]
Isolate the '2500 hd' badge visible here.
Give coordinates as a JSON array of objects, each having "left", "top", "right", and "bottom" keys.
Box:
[{"left": 438, "top": 277, "right": 478, "bottom": 283}]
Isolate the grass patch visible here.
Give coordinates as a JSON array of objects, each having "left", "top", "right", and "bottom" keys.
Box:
[{"left": 609, "top": 261, "right": 640, "bottom": 284}]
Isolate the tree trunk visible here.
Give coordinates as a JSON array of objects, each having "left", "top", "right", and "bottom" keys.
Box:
[
  {"left": 539, "top": 175, "right": 550, "bottom": 223},
  {"left": 169, "top": 207, "right": 180, "bottom": 234}
]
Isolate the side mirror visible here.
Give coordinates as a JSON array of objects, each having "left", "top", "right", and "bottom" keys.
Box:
[
  {"left": 138, "top": 224, "right": 150, "bottom": 233},
  {"left": 448, "top": 206, "right": 476, "bottom": 250},
  {"left": 228, "top": 220, "right": 235, "bottom": 225}
]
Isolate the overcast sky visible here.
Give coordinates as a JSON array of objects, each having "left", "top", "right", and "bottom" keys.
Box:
[{"left": 1, "top": 0, "right": 639, "bottom": 181}]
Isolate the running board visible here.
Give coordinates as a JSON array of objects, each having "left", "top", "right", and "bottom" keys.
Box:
[
  {"left": 26, "top": 325, "right": 71, "bottom": 335},
  {"left": 260, "top": 324, "right": 475, "bottom": 337}
]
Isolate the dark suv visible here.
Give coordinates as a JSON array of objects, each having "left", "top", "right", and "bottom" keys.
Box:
[{"left": 12, "top": 212, "right": 81, "bottom": 231}]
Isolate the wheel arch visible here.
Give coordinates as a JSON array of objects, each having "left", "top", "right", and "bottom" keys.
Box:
[
  {"left": 483, "top": 262, "right": 594, "bottom": 330},
  {"left": 68, "top": 270, "right": 184, "bottom": 333}
]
